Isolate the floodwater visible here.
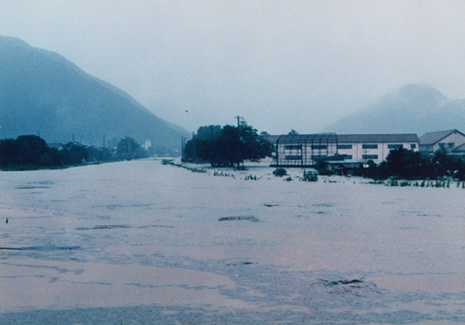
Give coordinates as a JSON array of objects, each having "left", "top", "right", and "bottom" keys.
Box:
[{"left": 0, "top": 159, "right": 464, "bottom": 324}]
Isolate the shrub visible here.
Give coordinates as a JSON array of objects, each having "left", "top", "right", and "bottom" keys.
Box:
[
  {"left": 273, "top": 168, "right": 287, "bottom": 177},
  {"left": 162, "top": 159, "right": 174, "bottom": 165}
]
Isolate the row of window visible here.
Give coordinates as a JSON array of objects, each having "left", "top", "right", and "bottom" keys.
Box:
[
  {"left": 438, "top": 143, "right": 455, "bottom": 149},
  {"left": 284, "top": 143, "right": 417, "bottom": 151},
  {"left": 284, "top": 144, "right": 329, "bottom": 150},
  {"left": 285, "top": 155, "right": 302, "bottom": 160},
  {"left": 284, "top": 154, "right": 392, "bottom": 161},
  {"left": 283, "top": 149, "right": 439, "bottom": 161},
  {"left": 284, "top": 145, "right": 302, "bottom": 150},
  {"left": 284, "top": 155, "right": 329, "bottom": 160}
]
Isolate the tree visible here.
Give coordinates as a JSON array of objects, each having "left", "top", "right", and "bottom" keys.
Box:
[
  {"left": 15, "top": 135, "right": 49, "bottom": 166},
  {"left": 433, "top": 149, "right": 465, "bottom": 180},
  {"left": 288, "top": 129, "right": 299, "bottom": 135},
  {"left": 116, "top": 137, "right": 147, "bottom": 160},
  {"left": 0, "top": 135, "right": 63, "bottom": 169},
  {"left": 61, "top": 142, "right": 89, "bottom": 165},
  {"left": 0, "top": 139, "right": 19, "bottom": 168},
  {"left": 237, "top": 121, "right": 274, "bottom": 163},
  {"left": 379, "top": 147, "right": 435, "bottom": 180},
  {"left": 183, "top": 120, "right": 273, "bottom": 167},
  {"left": 86, "top": 146, "right": 112, "bottom": 162},
  {"left": 196, "top": 125, "right": 222, "bottom": 140}
]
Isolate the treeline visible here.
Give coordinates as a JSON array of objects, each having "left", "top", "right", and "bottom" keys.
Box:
[
  {"left": 182, "top": 121, "right": 273, "bottom": 168},
  {"left": 361, "top": 147, "right": 465, "bottom": 180},
  {"left": 0, "top": 135, "right": 148, "bottom": 171}
]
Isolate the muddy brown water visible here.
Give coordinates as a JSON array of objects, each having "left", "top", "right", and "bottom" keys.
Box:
[{"left": 0, "top": 159, "right": 464, "bottom": 323}]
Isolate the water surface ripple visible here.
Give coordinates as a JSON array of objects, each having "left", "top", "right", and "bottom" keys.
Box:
[{"left": 1, "top": 160, "right": 464, "bottom": 323}]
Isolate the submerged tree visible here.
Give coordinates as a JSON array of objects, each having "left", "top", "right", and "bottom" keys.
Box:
[
  {"left": 432, "top": 149, "right": 465, "bottom": 180},
  {"left": 116, "top": 137, "right": 148, "bottom": 160},
  {"left": 373, "top": 147, "right": 436, "bottom": 180},
  {"left": 183, "top": 120, "right": 273, "bottom": 168}
]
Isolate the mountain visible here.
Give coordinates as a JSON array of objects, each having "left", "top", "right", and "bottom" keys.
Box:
[
  {"left": 324, "top": 84, "right": 465, "bottom": 135},
  {"left": 0, "top": 35, "right": 188, "bottom": 153}
]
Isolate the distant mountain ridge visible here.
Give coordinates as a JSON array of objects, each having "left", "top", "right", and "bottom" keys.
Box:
[
  {"left": 0, "top": 35, "right": 188, "bottom": 153},
  {"left": 325, "top": 84, "right": 465, "bottom": 135}
]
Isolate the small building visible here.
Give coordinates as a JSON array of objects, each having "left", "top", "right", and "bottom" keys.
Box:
[
  {"left": 419, "top": 129, "right": 465, "bottom": 155},
  {"left": 271, "top": 133, "right": 420, "bottom": 167},
  {"left": 315, "top": 155, "right": 362, "bottom": 176}
]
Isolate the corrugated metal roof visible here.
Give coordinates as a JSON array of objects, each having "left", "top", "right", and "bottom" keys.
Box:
[
  {"left": 276, "top": 133, "right": 338, "bottom": 144},
  {"left": 263, "top": 135, "right": 280, "bottom": 144},
  {"left": 419, "top": 129, "right": 463, "bottom": 145},
  {"left": 270, "top": 133, "right": 420, "bottom": 144},
  {"left": 338, "top": 133, "right": 420, "bottom": 143}
]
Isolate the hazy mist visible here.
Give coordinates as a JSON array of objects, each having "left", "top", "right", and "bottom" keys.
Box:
[{"left": 1, "top": 0, "right": 464, "bottom": 133}]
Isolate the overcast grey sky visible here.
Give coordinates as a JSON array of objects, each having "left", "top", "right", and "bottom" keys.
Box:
[{"left": 1, "top": 0, "right": 464, "bottom": 133}]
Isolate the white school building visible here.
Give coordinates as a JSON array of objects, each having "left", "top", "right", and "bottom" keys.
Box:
[{"left": 271, "top": 133, "right": 420, "bottom": 167}]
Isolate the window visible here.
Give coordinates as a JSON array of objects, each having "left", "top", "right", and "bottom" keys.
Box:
[
  {"left": 388, "top": 144, "right": 403, "bottom": 149},
  {"left": 285, "top": 155, "right": 301, "bottom": 160},
  {"left": 362, "top": 154, "right": 378, "bottom": 160},
  {"left": 448, "top": 143, "right": 455, "bottom": 149},
  {"left": 311, "top": 145, "right": 328, "bottom": 150},
  {"left": 410, "top": 144, "right": 416, "bottom": 149},
  {"left": 312, "top": 155, "right": 327, "bottom": 160},
  {"left": 337, "top": 144, "right": 352, "bottom": 150},
  {"left": 343, "top": 155, "right": 353, "bottom": 159},
  {"left": 284, "top": 144, "right": 302, "bottom": 150},
  {"left": 362, "top": 144, "right": 378, "bottom": 149}
]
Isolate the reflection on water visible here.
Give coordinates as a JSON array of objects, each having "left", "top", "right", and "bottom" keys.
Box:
[{"left": 0, "top": 159, "right": 464, "bottom": 323}]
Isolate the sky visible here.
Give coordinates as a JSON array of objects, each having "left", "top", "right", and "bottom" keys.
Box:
[{"left": 1, "top": 0, "right": 465, "bottom": 134}]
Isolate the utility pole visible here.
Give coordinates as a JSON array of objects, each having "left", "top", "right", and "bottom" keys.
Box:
[
  {"left": 192, "top": 131, "right": 196, "bottom": 161},
  {"left": 181, "top": 136, "right": 185, "bottom": 159},
  {"left": 235, "top": 116, "right": 242, "bottom": 168},
  {"left": 235, "top": 116, "right": 241, "bottom": 128}
]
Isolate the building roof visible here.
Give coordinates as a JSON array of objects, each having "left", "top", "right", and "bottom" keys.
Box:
[
  {"left": 263, "top": 135, "right": 280, "bottom": 144},
  {"left": 419, "top": 129, "right": 465, "bottom": 145},
  {"left": 275, "top": 133, "right": 338, "bottom": 144},
  {"left": 271, "top": 133, "right": 420, "bottom": 144},
  {"left": 338, "top": 133, "right": 419, "bottom": 143}
]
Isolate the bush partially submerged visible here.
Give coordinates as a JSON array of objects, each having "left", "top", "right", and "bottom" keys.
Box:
[
  {"left": 273, "top": 168, "right": 287, "bottom": 177},
  {"left": 162, "top": 159, "right": 174, "bottom": 165}
]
